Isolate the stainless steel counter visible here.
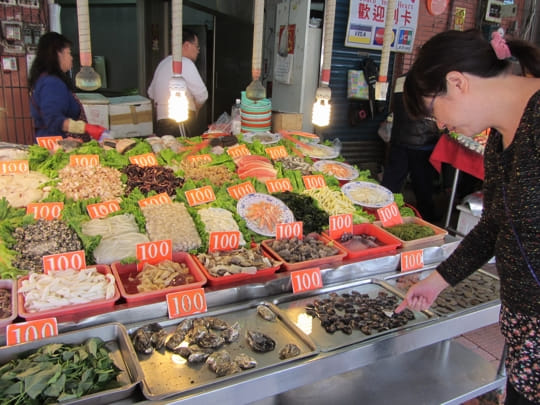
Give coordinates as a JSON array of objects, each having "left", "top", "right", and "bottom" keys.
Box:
[{"left": 7, "top": 237, "right": 506, "bottom": 404}]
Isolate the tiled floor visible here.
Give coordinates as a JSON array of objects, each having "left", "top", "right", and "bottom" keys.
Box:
[{"left": 456, "top": 323, "right": 506, "bottom": 405}]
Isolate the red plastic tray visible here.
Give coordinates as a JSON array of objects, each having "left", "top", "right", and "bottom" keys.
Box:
[
  {"left": 322, "top": 223, "right": 402, "bottom": 260},
  {"left": 18, "top": 265, "right": 119, "bottom": 323},
  {"left": 261, "top": 233, "right": 347, "bottom": 271},
  {"left": 0, "top": 279, "right": 17, "bottom": 330},
  {"left": 111, "top": 252, "right": 207, "bottom": 304},
  {"left": 373, "top": 216, "right": 448, "bottom": 249},
  {"left": 192, "top": 248, "right": 282, "bottom": 286}
]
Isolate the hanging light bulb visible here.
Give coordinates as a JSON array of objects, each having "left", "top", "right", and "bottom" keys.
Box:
[
  {"left": 168, "top": 75, "right": 189, "bottom": 123},
  {"left": 312, "top": 0, "right": 335, "bottom": 127},
  {"left": 312, "top": 86, "right": 331, "bottom": 127}
]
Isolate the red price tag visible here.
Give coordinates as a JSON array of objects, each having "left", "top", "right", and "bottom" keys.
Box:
[
  {"left": 36, "top": 136, "right": 62, "bottom": 151},
  {"left": 291, "top": 267, "right": 323, "bottom": 293},
  {"left": 0, "top": 160, "right": 29, "bottom": 175},
  {"left": 42, "top": 250, "right": 86, "bottom": 273},
  {"left": 138, "top": 193, "right": 172, "bottom": 208},
  {"left": 209, "top": 231, "right": 241, "bottom": 252},
  {"left": 328, "top": 213, "right": 353, "bottom": 240},
  {"left": 302, "top": 174, "right": 326, "bottom": 190},
  {"left": 129, "top": 153, "right": 159, "bottom": 167},
  {"left": 185, "top": 185, "right": 216, "bottom": 207},
  {"left": 6, "top": 318, "right": 58, "bottom": 346},
  {"left": 227, "top": 144, "right": 251, "bottom": 159},
  {"left": 401, "top": 249, "right": 424, "bottom": 272},
  {"left": 266, "top": 178, "right": 293, "bottom": 193},
  {"left": 227, "top": 181, "right": 255, "bottom": 200},
  {"left": 167, "top": 288, "right": 207, "bottom": 319},
  {"left": 87, "top": 200, "right": 121, "bottom": 219},
  {"left": 69, "top": 154, "right": 99, "bottom": 167},
  {"left": 187, "top": 154, "right": 212, "bottom": 164},
  {"left": 136, "top": 239, "right": 173, "bottom": 270},
  {"left": 265, "top": 146, "right": 288, "bottom": 160},
  {"left": 27, "top": 202, "right": 64, "bottom": 220},
  {"left": 377, "top": 202, "right": 403, "bottom": 227},
  {"left": 275, "top": 221, "right": 303, "bottom": 240}
]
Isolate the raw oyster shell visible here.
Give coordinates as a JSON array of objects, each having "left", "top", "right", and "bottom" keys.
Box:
[
  {"left": 246, "top": 330, "right": 276, "bottom": 353},
  {"left": 279, "top": 343, "right": 301, "bottom": 359},
  {"left": 257, "top": 304, "right": 276, "bottom": 322},
  {"left": 235, "top": 353, "right": 257, "bottom": 369}
]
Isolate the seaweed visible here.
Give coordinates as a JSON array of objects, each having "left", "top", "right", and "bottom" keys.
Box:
[{"left": 273, "top": 191, "right": 329, "bottom": 234}]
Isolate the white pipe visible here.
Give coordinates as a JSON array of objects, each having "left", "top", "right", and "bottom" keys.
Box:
[
  {"left": 320, "top": 0, "right": 336, "bottom": 87},
  {"left": 172, "top": 0, "right": 183, "bottom": 75},
  {"left": 252, "top": 0, "right": 264, "bottom": 80},
  {"left": 76, "top": 0, "right": 92, "bottom": 67},
  {"left": 376, "top": 0, "right": 397, "bottom": 100}
]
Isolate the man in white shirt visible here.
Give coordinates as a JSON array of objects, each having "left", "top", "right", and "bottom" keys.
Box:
[{"left": 147, "top": 28, "right": 208, "bottom": 137}]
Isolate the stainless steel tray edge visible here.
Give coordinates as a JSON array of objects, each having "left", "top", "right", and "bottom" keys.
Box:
[{"left": 264, "top": 302, "right": 318, "bottom": 352}]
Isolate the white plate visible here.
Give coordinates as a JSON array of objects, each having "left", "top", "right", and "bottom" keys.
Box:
[
  {"left": 341, "top": 181, "right": 394, "bottom": 209},
  {"left": 313, "top": 160, "right": 359, "bottom": 181},
  {"left": 298, "top": 143, "right": 339, "bottom": 159},
  {"left": 242, "top": 131, "right": 282, "bottom": 145},
  {"left": 237, "top": 193, "right": 295, "bottom": 236}
]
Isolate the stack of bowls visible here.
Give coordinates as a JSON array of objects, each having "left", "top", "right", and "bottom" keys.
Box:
[{"left": 240, "top": 91, "right": 272, "bottom": 133}]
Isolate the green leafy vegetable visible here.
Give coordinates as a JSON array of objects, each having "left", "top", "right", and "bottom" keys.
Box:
[{"left": 0, "top": 338, "right": 121, "bottom": 404}]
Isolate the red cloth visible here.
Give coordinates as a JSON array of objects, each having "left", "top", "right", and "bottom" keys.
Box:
[{"left": 429, "top": 134, "right": 485, "bottom": 180}]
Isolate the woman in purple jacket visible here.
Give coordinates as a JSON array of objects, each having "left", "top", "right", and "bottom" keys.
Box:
[{"left": 29, "top": 32, "right": 105, "bottom": 142}]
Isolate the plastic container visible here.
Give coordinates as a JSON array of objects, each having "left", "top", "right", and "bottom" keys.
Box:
[
  {"left": 111, "top": 252, "right": 207, "bottom": 305},
  {"left": 321, "top": 223, "right": 402, "bottom": 260},
  {"left": 18, "top": 265, "right": 120, "bottom": 323},
  {"left": 231, "top": 99, "right": 242, "bottom": 135},
  {"left": 0, "top": 279, "right": 17, "bottom": 330},
  {"left": 373, "top": 216, "right": 448, "bottom": 249},
  {"left": 192, "top": 248, "right": 282, "bottom": 286},
  {"left": 261, "top": 234, "right": 347, "bottom": 271}
]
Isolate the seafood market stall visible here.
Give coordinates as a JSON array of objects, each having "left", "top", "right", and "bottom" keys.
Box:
[
  {"left": 0, "top": 135, "right": 504, "bottom": 404},
  {"left": 2, "top": 240, "right": 503, "bottom": 405}
]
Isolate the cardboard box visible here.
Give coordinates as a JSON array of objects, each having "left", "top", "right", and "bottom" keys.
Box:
[
  {"left": 272, "top": 112, "right": 303, "bottom": 132},
  {"left": 76, "top": 92, "right": 109, "bottom": 129},
  {"left": 108, "top": 95, "right": 153, "bottom": 138}
]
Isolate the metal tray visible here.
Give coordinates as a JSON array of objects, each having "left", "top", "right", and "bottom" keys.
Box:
[
  {"left": 128, "top": 302, "right": 318, "bottom": 401},
  {"left": 384, "top": 268, "right": 500, "bottom": 317},
  {"left": 273, "top": 279, "right": 433, "bottom": 352},
  {"left": 0, "top": 322, "right": 142, "bottom": 405}
]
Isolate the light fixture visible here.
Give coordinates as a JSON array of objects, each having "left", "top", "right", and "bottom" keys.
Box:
[
  {"left": 312, "top": 86, "right": 331, "bottom": 127},
  {"left": 168, "top": 0, "right": 189, "bottom": 126},
  {"left": 246, "top": 0, "right": 266, "bottom": 101},
  {"left": 312, "top": 0, "right": 335, "bottom": 127},
  {"left": 375, "top": 0, "right": 397, "bottom": 101},
  {"left": 168, "top": 75, "right": 189, "bottom": 123},
  {"left": 75, "top": 0, "right": 101, "bottom": 91}
]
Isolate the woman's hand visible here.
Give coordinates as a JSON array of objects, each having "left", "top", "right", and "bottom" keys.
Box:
[{"left": 395, "top": 271, "right": 450, "bottom": 313}]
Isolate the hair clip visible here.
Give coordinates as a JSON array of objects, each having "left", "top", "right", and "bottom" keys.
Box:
[{"left": 490, "top": 28, "right": 512, "bottom": 60}]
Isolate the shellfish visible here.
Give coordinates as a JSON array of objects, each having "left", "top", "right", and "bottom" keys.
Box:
[{"left": 246, "top": 330, "right": 276, "bottom": 353}]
